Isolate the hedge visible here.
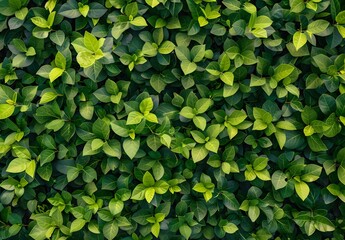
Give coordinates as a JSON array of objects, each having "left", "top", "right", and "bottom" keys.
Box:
[{"left": 1, "top": 0, "right": 345, "bottom": 239}]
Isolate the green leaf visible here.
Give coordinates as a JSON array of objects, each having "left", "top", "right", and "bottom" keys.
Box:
[
  {"left": 126, "top": 111, "right": 144, "bottom": 125},
  {"left": 158, "top": 41, "right": 175, "bottom": 54},
  {"left": 248, "top": 205, "right": 260, "bottom": 222},
  {"left": 181, "top": 60, "right": 197, "bottom": 75},
  {"left": 50, "top": 30, "right": 65, "bottom": 46},
  {"left": 301, "top": 164, "right": 322, "bottom": 182},
  {"left": 253, "top": 15, "right": 273, "bottom": 29},
  {"left": 147, "top": 135, "right": 161, "bottom": 151},
  {"left": 180, "top": 106, "right": 195, "bottom": 119},
  {"left": 70, "top": 218, "right": 86, "bottom": 233},
  {"left": 307, "top": 134, "right": 328, "bottom": 152},
  {"left": 140, "top": 97, "right": 154, "bottom": 114},
  {"left": 7, "top": 158, "right": 29, "bottom": 173},
  {"left": 123, "top": 138, "right": 140, "bottom": 159},
  {"left": 143, "top": 187, "right": 155, "bottom": 204},
  {"left": 227, "top": 110, "right": 247, "bottom": 126},
  {"left": 191, "top": 145, "right": 208, "bottom": 163},
  {"left": 290, "top": 0, "right": 305, "bottom": 13},
  {"left": 143, "top": 171, "right": 155, "bottom": 187},
  {"left": 39, "top": 91, "right": 58, "bottom": 104},
  {"left": 336, "top": 10, "right": 345, "bottom": 24},
  {"left": 0, "top": 104, "right": 15, "bottom": 119},
  {"left": 103, "top": 140, "right": 121, "bottom": 158},
  {"left": 49, "top": 67, "right": 64, "bottom": 82},
  {"left": 220, "top": 71, "right": 234, "bottom": 85},
  {"left": 84, "top": 31, "right": 100, "bottom": 52},
  {"left": 179, "top": 224, "right": 192, "bottom": 240},
  {"left": 80, "top": 101, "right": 94, "bottom": 120},
  {"left": 39, "top": 149, "right": 55, "bottom": 166},
  {"left": 193, "top": 116, "right": 207, "bottom": 131},
  {"left": 67, "top": 167, "right": 79, "bottom": 182},
  {"left": 77, "top": 52, "right": 96, "bottom": 68},
  {"left": 205, "top": 138, "right": 219, "bottom": 153},
  {"left": 31, "top": 17, "right": 49, "bottom": 28},
  {"left": 223, "top": 222, "right": 238, "bottom": 234},
  {"left": 103, "top": 221, "right": 119, "bottom": 240},
  {"left": 195, "top": 98, "right": 212, "bottom": 114},
  {"left": 294, "top": 181, "right": 310, "bottom": 201},
  {"left": 313, "top": 54, "right": 332, "bottom": 73},
  {"left": 131, "top": 16, "right": 148, "bottom": 27},
  {"left": 273, "top": 64, "right": 294, "bottom": 81},
  {"left": 338, "top": 161, "right": 345, "bottom": 185},
  {"left": 272, "top": 171, "right": 287, "bottom": 190},
  {"left": 307, "top": 20, "right": 329, "bottom": 35},
  {"left": 314, "top": 215, "right": 335, "bottom": 232},
  {"left": 336, "top": 94, "right": 345, "bottom": 116},
  {"left": 253, "top": 157, "right": 268, "bottom": 171},
  {"left": 131, "top": 184, "right": 146, "bottom": 201},
  {"left": 293, "top": 31, "right": 307, "bottom": 51}
]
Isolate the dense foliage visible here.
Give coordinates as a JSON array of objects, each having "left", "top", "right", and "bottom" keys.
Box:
[{"left": 1, "top": 0, "right": 345, "bottom": 239}]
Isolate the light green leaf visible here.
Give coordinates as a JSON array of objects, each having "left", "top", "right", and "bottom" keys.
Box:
[
  {"left": 7, "top": 158, "right": 29, "bottom": 173},
  {"left": 103, "top": 221, "right": 119, "bottom": 240},
  {"left": 145, "top": 187, "right": 155, "bottom": 203},
  {"left": 77, "top": 52, "right": 96, "bottom": 68},
  {"left": 220, "top": 71, "right": 234, "bottom": 85},
  {"left": 205, "top": 138, "right": 219, "bottom": 153},
  {"left": 223, "top": 222, "right": 238, "bottom": 234},
  {"left": 307, "top": 20, "right": 329, "bottom": 35},
  {"left": 158, "top": 41, "right": 175, "bottom": 54},
  {"left": 130, "top": 16, "right": 148, "bottom": 27},
  {"left": 123, "top": 138, "right": 140, "bottom": 159},
  {"left": 193, "top": 116, "right": 207, "bottom": 130},
  {"left": 295, "top": 181, "right": 310, "bottom": 201},
  {"left": 40, "top": 91, "right": 58, "bottom": 104},
  {"left": 49, "top": 67, "right": 64, "bottom": 82},
  {"left": 290, "top": 0, "right": 305, "bottom": 13},
  {"left": 293, "top": 31, "right": 307, "bottom": 51},
  {"left": 181, "top": 60, "right": 197, "bottom": 75},
  {"left": 0, "top": 104, "right": 15, "bottom": 119},
  {"left": 179, "top": 224, "right": 192, "bottom": 240},
  {"left": 271, "top": 171, "right": 287, "bottom": 190},
  {"left": 273, "top": 64, "right": 294, "bottom": 81},
  {"left": 31, "top": 16, "right": 49, "bottom": 28},
  {"left": 70, "top": 219, "right": 86, "bottom": 233},
  {"left": 140, "top": 98, "right": 154, "bottom": 114},
  {"left": 191, "top": 145, "right": 208, "bottom": 163},
  {"left": 248, "top": 205, "right": 260, "bottom": 222},
  {"left": 126, "top": 111, "right": 144, "bottom": 125}
]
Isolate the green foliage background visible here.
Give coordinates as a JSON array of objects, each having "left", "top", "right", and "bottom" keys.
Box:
[{"left": 1, "top": 0, "right": 345, "bottom": 239}]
